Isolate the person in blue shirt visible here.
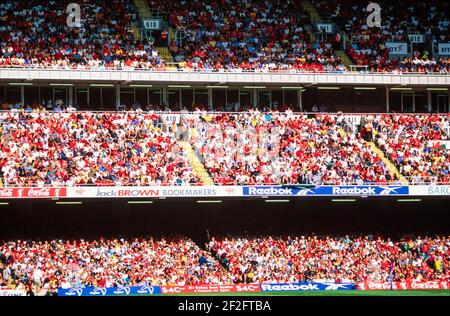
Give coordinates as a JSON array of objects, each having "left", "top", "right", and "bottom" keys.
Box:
[{"left": 199, "top": 255, "right": 207, "bottom": 267}]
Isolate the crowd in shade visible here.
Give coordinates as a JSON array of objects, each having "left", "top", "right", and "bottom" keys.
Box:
[
  {"left": 0, "top": 111, "right": 200, "bottom": 187},
  {"left": 190, "top": 111, "right": 397, "bottom": 185},
  {"left": 370, "top": 114, "right": 450, "bottom": 184},
  {"left": 313, "top": 0, "right": 450, "bottom": 73},
  {"left": 0, "top": 235, "right": 448, "bottom": 294},
  {"left": 0, "top": 0, "right": 164, "bottom": 70}
]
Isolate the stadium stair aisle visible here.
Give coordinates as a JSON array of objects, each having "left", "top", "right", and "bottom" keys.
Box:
[
  {"left": 133, "top": 0, "right": 152, "bottom": 18},
  {"left": 130, "top": 26, "right": 143, "bottom": 41},
  {"left": 169, "top": 27, "right": 176, "bottom": 43},
  {"left": 165, "top": 28, "right": 179, "bottom": 69},
  {"left": 178, "top": 141, "right": 215, "bottom": 186},
  {"left": 157, "top": 46, "right": 176, "bottom": 68},
  {"left": 303, "top": 0, "right": 354, "bottom": 69},
  {"left": 338, "top": 128, "right": 347, "bottom": 138},
  {"left": 302, "top": 0, "right": 323, "bottom": 23},
  {"left": 368, "top": 131, "right": 408, "bottom": 184},
  {"left": 301, "top": 1, "right": 321, "bottom": 42},
  {"left": 132, "top": 0, "right": 151, "bottom": 41},
  {"left": 163, "top": 28, "right": 178, "bottom": 69},
  {"left": 335, "top": 50, "right": 354, "bottom": 69},
  {"left": 133, "top": 0, "right": 175, "bottom": 67},
  {"left": 339, "top": 128, "right": 408, "bottom": 184},
  {"left": 157, "top": 46, "right": 171, "bottom": 60},
  {"left": 305, "top": 26, "right": 317, "bottom": 43}
]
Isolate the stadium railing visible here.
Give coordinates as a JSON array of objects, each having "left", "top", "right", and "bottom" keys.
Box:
[
  {"left": 0, "top": 180, "right": 449, "bottom": 188},
  {"left": 2, "top": 110, "right": 448, "bottom": 116},
  {"left": 0, "top": 65, "right": 449, "bottom": 75}
]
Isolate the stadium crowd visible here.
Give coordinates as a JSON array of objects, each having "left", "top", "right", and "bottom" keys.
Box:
[
  {"left": 190, "top": 111, "right": 397, "bottom": 185},
  {"left": 371, "top": 114, "right": 450, "bottom": 184},
  {"left": 313, "top": 0, "right": 450, "bottom": 73},
  {"left": 0, "top": 0, "right": 448, "bottom": 73},
  {"left": 208, "top": 235, "right": 450, "bottom": 284},
  {"left": 2, "top": 109, "right": 450, "bottom": 186},
  {"left": 0, "top": 235, "right": 448, "bottom": 294},
  {"left": 0, "top": 237, "right": 229, "bottom": 295},
  {"left": 0, "top": 0, "right": 165, "bottom": 70},
  {"left": 0, "top": 111, "right": 200, "bottom": 187},
  {"left": 1, "top": 106, "right": 450, "bottom": 186},
  {"left": 152, "top": 0, "right": 346, "bottom": 72}
]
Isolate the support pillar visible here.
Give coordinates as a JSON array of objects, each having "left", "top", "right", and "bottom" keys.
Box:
[
  {"left": 401, "top": 91, "right": 404, "bottom": 113},
  {"left": 385, "top": 86, "right": 390, "bottom": 113},
  {"left": 208, "top": 88, "right": 213, "bottom": 110},
  {"left": 448, "top": 92, "right": 450, "bottom": 113},
  {"left": 427, "top": 90, "right": 432, "bottom": 113},
  {"left": 87, "top": 87, "right": 90, "bottom": 109},
  {"left": 298, "top": 89, "right": 303, "bottom": 112},
  {"left": 238, "top": 89, "right": 241, "bottom": 109},
  {"left": 68, "top": 86, "right": 73, "bottom": 107},
  {"left": 20, "top": 85, "right": 25, "bottom": 107},
  {"left": 116, "top": 85, "right": 120, "bottom": 110},
  {"left": 162, "top": 87, "right": 168, "bottom": 107}
]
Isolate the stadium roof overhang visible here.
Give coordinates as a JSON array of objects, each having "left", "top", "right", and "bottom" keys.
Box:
[{"left": 1, "top": 69, "right": 449, "bottom": 87}]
